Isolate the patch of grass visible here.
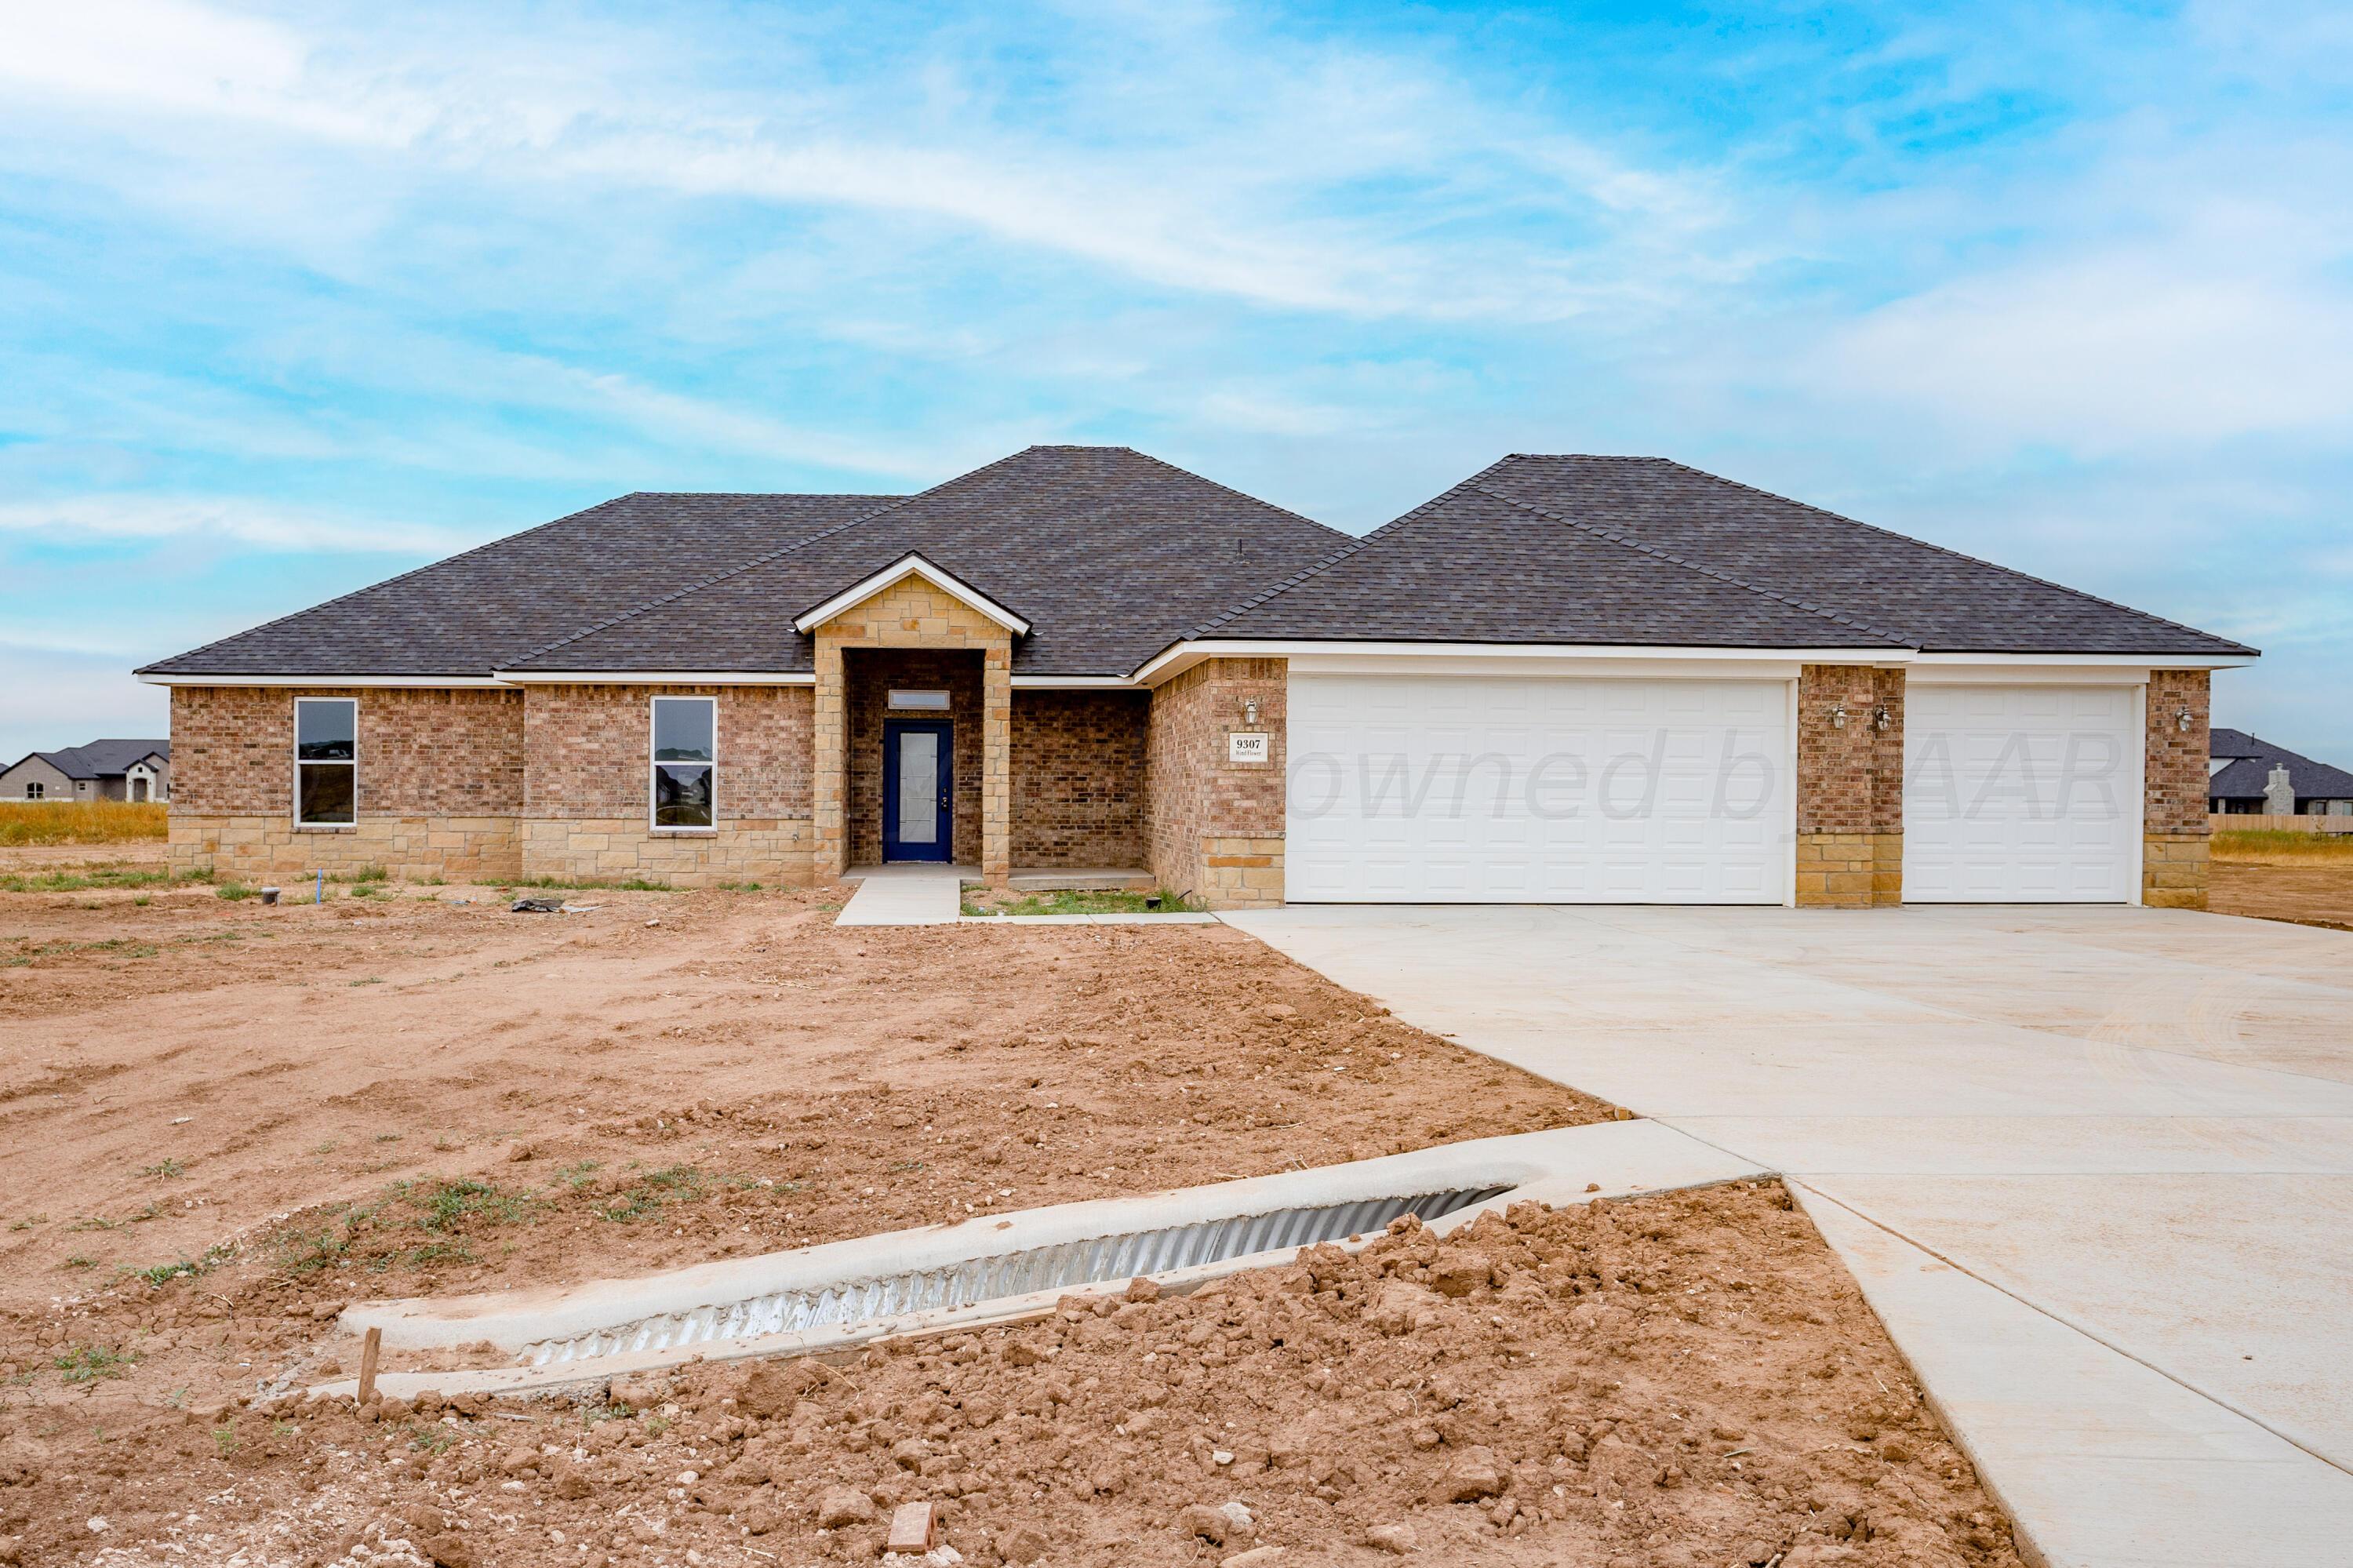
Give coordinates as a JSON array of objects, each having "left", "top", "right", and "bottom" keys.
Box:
[
  {"left": 140, "top": 1158, "right": 187, "bottom": 1179},
  {"left": 2213, "top": 828, "right": 2353, "bottom": 864},
  {"left": 8, "top": 1214, "right": 47, "bottom": 1231},
  {"left": 0, "top": 864, "right": 186, "bottom": 893},
  {"left": 715, "top": 880, "right": 765, "bottom": 892},
  {"left": 553, "top": 1159, "right": 602, "bottom": 1191},
  {"left": 961, "top": 886, "right": 1198, "bottom": 916},
  {"left": 352, "top": 863, "right": 390, "bottom": 883},
  {"left": 405, "top": 1177, "right": 534, "bottom": 1232},
  {"left": 598, "top": 1164, "right": 707, "bottom": 1224},
  {"left": 63, "top": 1254, "right": 96, "bottom": 1270},
  {"left": 499, "top": 875, "right": 677, "bottom": 893},
  {"left": 0, "top": 801, "right": 167, "bottom": 846},
  {"left": 216, "top": 880, "right": 256, "bottom": 901},
  {"left": 53, "top": 1344, "right": 135, "bottom": 1383},
  {"left": 121, "top": 1244, "right": 233, "bottom": 1287}
]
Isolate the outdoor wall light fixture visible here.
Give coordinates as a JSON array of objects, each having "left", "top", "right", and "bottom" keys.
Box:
[
  {"left": 2176, "top": 708, "right": 2195, "bottom": 732},
  {"left": 1829, "top": 704, "right": 1849, "bottom": 729},
  {"left": 1873, "top": 704, "right": 1893, "bottom": 733},
  {"left": 1243, "top": 698, "right": 1260, "bottom": 726}
]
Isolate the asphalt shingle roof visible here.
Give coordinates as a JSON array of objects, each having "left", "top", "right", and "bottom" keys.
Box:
[
  {"left": 2209, "top": 728, "right": 2353, "bottom": 801},
  {"left": 1207, "top": 456, "right": 2253, "bottom": 657},
  {"left": 13, "top": 740, "right": 169, "bottom": 780},
  {"left": 503, "top": 446, "right": 1350, "bottom": 677},
  {"left": 139, "top": 493, "right": 901, "bottom": 678},
  {"left": 141, "top": 446, "right": 2252, "bottom": 682}
]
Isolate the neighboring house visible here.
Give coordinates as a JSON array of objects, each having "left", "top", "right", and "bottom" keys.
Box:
[
  {"left": 2209, "top": 728, "right": 2353, "bottom": 816},
  {"left": 0, "top": 740, "right": 171, "bottom": 803},
  {"left": 137, "top": 446, "right": 2253, "bottom": 909}
]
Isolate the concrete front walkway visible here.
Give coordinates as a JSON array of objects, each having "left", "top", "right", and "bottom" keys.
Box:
[
  {"left": 1224, "top": 903, "right": 2353, "bottom": 1567},
  {"left": 835, "top": 864, "right": 966, "bottom": 926}
]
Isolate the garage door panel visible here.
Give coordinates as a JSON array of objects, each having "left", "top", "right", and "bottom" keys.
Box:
[
  {"left": 1904, "top": 683, "right": 2137, "bottom": 904},
  {"left": 1286, "top": 673, "right": 1791, "bottom": 904}
]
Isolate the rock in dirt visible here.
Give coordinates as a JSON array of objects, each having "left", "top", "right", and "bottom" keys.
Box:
[
  {"left": 1431, "top": 1445, "right": 1504, "bottom": 1504},
  {"left": 1124, "top": 1275, "right": 1162, "bottom": 1303},
  {"left": 1426, "top": 1247, "right": 1495, "bottom": 1297},
  {"left": 1223, "top": 1549, "right": 1286, "bottom": 1568},
  {"left": 817, "top": 1486, "right": 877, "bottom": 1529},
  {"left": 999, "top": 1524, "right": 1049, "bottom": 1564},
  {"left": 1176, "top": 1501, "right": 1257, "bottom": 1545},
  {"left": 1365, "top": 1523, "right": 1418, "bottom": 1554}
]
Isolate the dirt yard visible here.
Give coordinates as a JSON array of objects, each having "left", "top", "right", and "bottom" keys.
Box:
[
  {"left": 0, "top": 860, "right": 2024, "bottom": 1567},
  {"left": 2210, "top": 860, "right": 2353, "bottom": 930}
]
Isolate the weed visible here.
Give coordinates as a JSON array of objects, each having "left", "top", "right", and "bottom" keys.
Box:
[
  {"left": 8, "top": 1214, "right": 46, "bottom": 1231},
  {"left": 405, "top": 1177, "right": 533, "bottom": 1232},
  {"left": 133, "top": 895, "right": 151, "bottom": 907},
  {"left": 553, "top": 1159, "right": 602, "bottom": 1190},
  {"left": 63, "top": 1254, "right": 96, "bottom": 1270},
  {"left": 140, "top": 1158, "right": 187, "bottom": 1179},
  {"left": 374, "top": 1132, "right": 402, "bottom": 1144},
  {"left": 2213, "top": 828, "right": 2353, "bottom": 864},
  {"left": 121, "top": 1243, "right": 235, "bottom": 1287},
  {"left": 352, "top": 864, "right": 390, "bottom": 883},
  {"left": 53, "top": 1344, "right": 134, "bottom": 1382},
  {"left": 406, "top": 1421, "right": 453, "bottom": 1453},
  {"left": 216, "top": 881, "right": 256, "bottom": 901},
  {"left": 0, "top": 866, "right": 175, "bottom": 893},
  {"left": 213, "top": 1419, "right": 240, "bottom": 1457},
  {"left": 716, "top": 880, "right": 765, "bottom": 892},
  {"left": 418, "top": 875, "right": 446, "bottom": 886},
  {"left": 500, "top": 875, "right": 676, "bottom": 893},
  {"left": 0, "top": 801, "right": 167, "bottom": 846},
  {"left": 961, "top": 886, "right": 1198, "bottom": 917},
  {"left": 67, "top": 1214, "right": 120, "bottom": 1232},
  {"left": 350, "top": 975, "right": 384, "bottom": 984},
  {"left": 599, "top": 1164, "right": 706, "bottom": 1224}
]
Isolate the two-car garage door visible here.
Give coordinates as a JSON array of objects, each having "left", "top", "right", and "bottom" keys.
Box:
[
  {"left": 1285, "top": 673, "right": 1791, "bottom": 903},
  {"left": 1285, "top": 672, "right": 2142, "bottom": 904}
]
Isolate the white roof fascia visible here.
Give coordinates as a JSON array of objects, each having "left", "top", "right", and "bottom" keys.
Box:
[{"left": 790, "top": 554, "right": 1031, "bottom": 637}]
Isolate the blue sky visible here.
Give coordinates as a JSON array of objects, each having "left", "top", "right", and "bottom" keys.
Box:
[{"left": 2, "top": 0, "right": 2349, "bottom": 764}]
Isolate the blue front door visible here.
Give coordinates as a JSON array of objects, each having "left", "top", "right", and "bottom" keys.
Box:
[{"left": 882, "top": 720, "right": 952, "bottom": 862}]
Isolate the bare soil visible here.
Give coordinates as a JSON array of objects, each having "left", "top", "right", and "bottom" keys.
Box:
[
  {"left": 2210, "top": 860, "right": 2353, "bottom": 930},
  {"left": 0, "top": 860, "right": 2024, "bottom": 1566}
]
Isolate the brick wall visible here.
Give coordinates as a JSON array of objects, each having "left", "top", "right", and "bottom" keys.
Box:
[
  {"left": 1795, "top": 665, "right": 1904, "bottom": 907},
  {"left": 1146, "top": 658, "right": 1286, "bottom": 907},
  {"left": 167, "top": 686, "right": 527, "bottom": 880},
  {"left": 522, "top": 684, "right": 810, "bottom": 820},
  {"left": 2144, "top": 669, "right": 2211, "bottom": 909},
  {"left": 518, "top": 683, "right": 816, "bottom": 887},
  {"left": 1011, "top": 690, "right": 1148, "bottom": 868},
  {"left": 172, "top": 686, "right": 525, "bottom": 816},
  {"left": 842, "top": 650, "right": 984, "bottom": 866}
]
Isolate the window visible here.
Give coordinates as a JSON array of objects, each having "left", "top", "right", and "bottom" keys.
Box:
[
  {"left": 650, "top": 696, "right": 715, "bottom": 830},
  {"left": 888, "top": 689, "right": 951, "bottom": 711},
  {"left": 295, "top": 697, "right": 358, "bottom": 826},
  {"left": 24, "top": 781, "right": 41, "bottom": 800}
]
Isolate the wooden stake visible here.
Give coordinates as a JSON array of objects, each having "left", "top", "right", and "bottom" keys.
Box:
[{"left": 356, "top": 1326, "right": 382, "bottom": 1405}]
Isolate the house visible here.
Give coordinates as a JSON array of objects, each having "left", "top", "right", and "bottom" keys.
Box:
[
  {"left": 0, "top": 739, "right": 171, "bottom": 803},
  {"left": 136, "top": 446, "right": 2253, "bottom": 909},
  {"left": 2209, "top": 728, "right": 2353, "bottom": 816}
]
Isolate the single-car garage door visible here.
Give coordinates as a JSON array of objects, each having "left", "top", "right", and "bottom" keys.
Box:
[
  {"left": 1903, "top": 684, "right": 2139, "bottom": 903},
  {"left": 1286, "top": 673, "right": 1790, "bottom": 903}
]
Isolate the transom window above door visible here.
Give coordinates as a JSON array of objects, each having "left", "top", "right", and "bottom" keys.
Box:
[
  {"left": 888, "top": 689, "right": 950, "bottom": 710},
  {"left": 650, "top": 696, "right": 716, "bottom": 831}
]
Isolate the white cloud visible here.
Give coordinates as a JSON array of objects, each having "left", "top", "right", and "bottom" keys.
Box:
[{"left": 0, "top": 496, "right": 465, "bottom": 553}]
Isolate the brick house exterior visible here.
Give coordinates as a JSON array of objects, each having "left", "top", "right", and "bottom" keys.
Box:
[{"left": 142, "top": 446, "right": 2253, "bottom": 909}]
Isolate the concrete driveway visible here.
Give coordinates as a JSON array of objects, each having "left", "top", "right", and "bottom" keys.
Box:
[{"left": 1224, "top": 903, "right": 2353, "bottom": 1568}]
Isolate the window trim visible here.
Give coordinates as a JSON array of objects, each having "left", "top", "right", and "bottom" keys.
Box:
[
  {"left": 24, "top": 781, "right": 42, "bottom": 800},
  {"left": 293, "top": 696, "right": 359, "bottom": 830},
  {"left": 648, "top": 694, "right": 718, "bottom": 835}
]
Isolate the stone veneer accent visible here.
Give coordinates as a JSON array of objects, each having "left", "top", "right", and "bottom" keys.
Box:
[
  {"left": 1146, "top": 658, "right": 1286, "bottom": 908},
  {"left": 1011, "top": 690, "right": 1149, "bottom": 869},
  {"left": 813, "top": 578, "right": 1013, "bottom": 880},
  {"left": 1793, "top": 665, "right": 1906, "bottom": 908},
  {"left": 519, "top": 683, "right": 815, "bottom": 888},
  {"left": 2143, "top": 669, "right": 2211, "bottom": 909},
  {"left": 167, "top": 686, "right": 526, "bottom": 881}
]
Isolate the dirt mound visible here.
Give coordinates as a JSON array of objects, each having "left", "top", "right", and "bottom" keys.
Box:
[{"left": 0, "top": 1184, "right": 2023, "bottom": 1567}]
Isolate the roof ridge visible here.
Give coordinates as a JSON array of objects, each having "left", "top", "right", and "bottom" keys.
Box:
[
  {"left": 1635, "top": 457, "right": 2257, "bottom": 656},
  {"left": 136, "top": 495, "right": 662, "bottom": 676},
  {"left": 1467, "top": 482, "right": 1912, "bottom": 646},
  {"left": 1116, "top": 448, "right": 1353, "bottom": 544},
  {"left": 1158, "top": 455, "right": 1524, "bottom": 657},
  {"left": 499, "top": 450, "right": 1036, "bottom": 670}
]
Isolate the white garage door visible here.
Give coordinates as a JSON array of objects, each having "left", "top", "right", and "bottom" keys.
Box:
[
  {"left": 1286, "top": 673, "right": 1790, "bottom": 903},
  {"left": 1903, "top": 684, "right": 2139, "bottom": 903}
]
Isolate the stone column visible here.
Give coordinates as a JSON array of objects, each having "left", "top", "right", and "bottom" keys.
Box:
[
  {"left": 812, "top": 635, "right": 848, "bottom": 880},
  {"left": 981, "top": 645, "right": 1012, "bottom": 882}
]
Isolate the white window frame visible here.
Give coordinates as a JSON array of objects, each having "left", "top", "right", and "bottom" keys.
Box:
[
  {"left": 293, "top": 696, "right": 359, "bottom": 830},
  {"left": 649, "top": 694, "right": 718, "bottom": 835},
  {"left": 24, "top": 781, "right": 42, "bottom": 800}
]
